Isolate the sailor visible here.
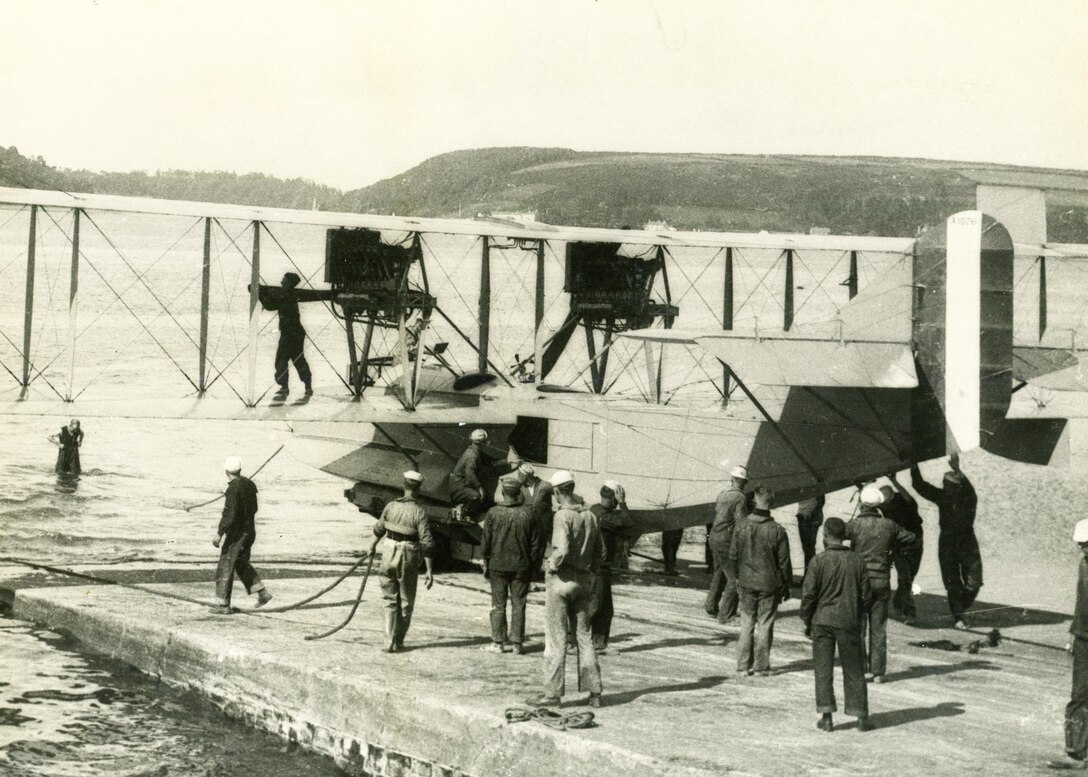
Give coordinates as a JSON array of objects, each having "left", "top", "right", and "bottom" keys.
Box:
[
  {"left": 800, "top": 516, "right": 874, "bottom": 733},
  {"left": 911, "top": 454, "right": 981, "bottom": 629},
  {"left": 589, "top": 480, "right": 633, "bottom": 652},
  {"left": 1054, "top": 519, "right": 1088, "bottom": 770},
  {"left": 480, "top": 478, "right": 541, "bottom": 654},
  {"left": 448, "top": 429, "right": 514, "bottom": 520},
  {"left": 845, "top": 485, "right": 915, "bottom": 683},
  {"left": 49, "top": 418, "right": 84, "bottom": 476},
  {"left": 795, "top": 492, "right": 826, "bottom": 574},
  {"left": 879, "top": 471, "right": 925, "bottom": 624},
  {"left": 730, "top": 485, "right": 792, "bottom": 676},
  {"left": 211, "top": 456, "right": 272, "bottom": 614},
  {"left": 527, "top": 470, "right": 606, "bottom": 708},
  {"left": 367, "top": 470, "right": 435, "bottom": 653},
  {"left": 261, "top": 272, "right": 313, "bottom": 400},
  {"left": 706, "top": 465, "right": 750, "bottom": 622}
]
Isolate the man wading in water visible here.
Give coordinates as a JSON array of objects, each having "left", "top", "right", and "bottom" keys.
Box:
[{"left": 49, "top": 419, "right": 84, "bottom": 476}]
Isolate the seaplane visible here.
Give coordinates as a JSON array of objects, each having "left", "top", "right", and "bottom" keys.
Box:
[{"left": 0, "top": 184, "right": 1083, "bottom": 562}]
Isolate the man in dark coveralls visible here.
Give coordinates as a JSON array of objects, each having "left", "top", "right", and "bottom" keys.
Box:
[
  {"left": 1052, "top": 519, "right": 1088, "bottom": 770},
  {"left": 730, "top": 485, "right": 792, "bottom": 675},
  {"left": 879, "top": 472, "right": 924, "bottom": 624},
  {"left": 845, "top": 485, "right": 915, "bottom": 683},
  {"left": 800, "top": 517, "right": 874, "bottom": 733},
  {"left": 911, "top": 454, "right": 981, "bottom": 629},
  {"left": 211, "top": 456, "right": 272, "bottom": 614},
  {"left": 258, "top": 272, "right": 329, "bottom": 400},
  {"left": 448, "top": 429, "right": 515, "bottom": 520},
  {"left": 796, "top": 492, "right": 825, "bottom": 574},
  {"left": 481, "top": 478, "right": 541, "bottom": 654},
  {"left": 706, "top": 464, "right": 749, "bottom": 622},
  {"left": 589, "top": 480, "right": 633, "bottom": 652},
  {"left": 368, "top": 470, "right": 435, "bottom": 653}
]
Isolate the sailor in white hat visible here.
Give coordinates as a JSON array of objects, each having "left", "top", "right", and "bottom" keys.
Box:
[
  {"left": 1057, "top": 519, "right": 1088, "bottom": 768},
  {"left": 528, "top": 467, "right": 606, "bottom": 708},
  {"left": 706, "top": 463, "right": 751, "bottom": 621},
  {"left": 210, "top": 455, "right": 271, "bottom": 614},
  {"left": 448, "top": 428, "right": 518, "bottom": 520},
  {"left": 367, "top": 469, "right": 436, "bottom": 652},
  {"left": 844, "top": 482, "right": 916, "bottom": 683}
]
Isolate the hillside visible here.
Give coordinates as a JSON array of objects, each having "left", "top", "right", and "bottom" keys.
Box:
[
  {"left": 343, "top": 147, "right": 1088, "bottom": 241},
  {"left": 0, "top": 145, "right": 343, "bottom": 211},
  {"left": 3, "top": 144, "right": 1087, "bottom": 240}
]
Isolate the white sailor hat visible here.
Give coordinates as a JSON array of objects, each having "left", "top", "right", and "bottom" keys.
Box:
[
  {"left": 1074, "top": 519, "right": 1088, "bottom": 543},
  {"left": 518, "top": 462, "right": 535, "bottom": 475},
  {"left": 549, "top": 470, "right": 575, "bottom": 487},
  {"left": 403, "top": 470, "right": 424, "bottom": 484},
  {"left": 470, "top": 429, "right": 488, "bottom": 442},
  {"left": 730, "top": 465, "right": 749, "bottom": 480},
  {"left": 860, "top": 484, "right": 885, "bottom": 506},
  {"left": 223, "top": 456, "right": 242, "bottom": 473},
  {"left": 602, "top": 479, "right": 621, "bottom": 493}
]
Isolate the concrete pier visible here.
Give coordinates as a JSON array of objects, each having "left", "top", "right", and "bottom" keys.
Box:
[{"left": 0, "top": 561, "right": 1074, "bottom": 776}]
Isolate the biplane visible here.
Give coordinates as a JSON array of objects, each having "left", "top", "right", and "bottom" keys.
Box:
[{"left": 0, "top": 185, "right": 1083, "bottom": 560}]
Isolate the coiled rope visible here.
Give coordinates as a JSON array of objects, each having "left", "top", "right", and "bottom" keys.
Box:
[{"left": 504, "top": 707, "right": 596, "bottom": 731}]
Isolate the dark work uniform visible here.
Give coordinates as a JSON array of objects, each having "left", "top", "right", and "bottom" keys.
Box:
[
  {"left": 661, "top": 529, "right": 683, "bottom": 574},
  {"left": 54, "top": 425, "right": 84, "bottom": 475},
  {"left": 706, "top": 485, "right": 748, "bottom": 621},
  {"left": 730, "top": 509, "right": 792, "bottom": 673},
  {"left": 796, "top": 495, "right": 825, "bottom": 573},
  {"left": 481, "top": 499, "right": 540, "bottom": 647},
  {"left": 879, "top": 487, "right": 924, "bottom": 618},
  {"left": 911, "top": 465, "right": 982, "bottom": 620},
  {"left": 373, "top": 496, "right": 435, "bottom": 651},
  {"left": 261, "top": 289, "right": 312, "bottom": 391},
  {"left": 1067, "top": 556, "right": 1088, "bottom": 761},
  {"left": 449, "top": 445, "right": 502, "bottom": 519},
  {"left": 589, "top": 501, "right": 634, "bottom": 650},
  {"left": 845, "top": 507, "right": 915, "bottom": 677},
  {"left": 800, "top": 544, "right": 873, "bottom": 718},
  {"left": 216, "top": 475, "right": 265, "bottom": 605}
]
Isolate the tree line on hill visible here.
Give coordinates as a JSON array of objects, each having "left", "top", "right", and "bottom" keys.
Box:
[{"left": 3, "top": 144, "right": 1086, "bottom": 242}]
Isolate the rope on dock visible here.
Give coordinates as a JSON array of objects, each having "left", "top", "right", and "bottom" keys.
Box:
[
  {"left": 504, "top": 707, "right": 596, "bottom": 731},
  {"left": 1, "top": 554, "right": 369, "bottom": 621}
]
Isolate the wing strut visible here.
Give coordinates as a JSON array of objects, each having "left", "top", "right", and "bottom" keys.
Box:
[{"left": 723, "top": 364, "right": 822, "bottom": 483}]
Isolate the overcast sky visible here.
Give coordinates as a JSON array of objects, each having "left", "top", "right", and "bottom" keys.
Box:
[{"left": 1, "top": 0, "right": 1085, "bottom": 191}]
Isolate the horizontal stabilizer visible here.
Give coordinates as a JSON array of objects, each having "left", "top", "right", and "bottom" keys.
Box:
[
  {"left": 693, "top": 334, "right": 917, "bottom": 388},
  {"left": 983, "top": 418, "right": 1069, "bottom": 466},
  {"left": 1013, "top": 347, "right": 1081, "bottom": 388}
]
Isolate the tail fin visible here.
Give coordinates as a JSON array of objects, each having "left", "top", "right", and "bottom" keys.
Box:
[{"left": 911, "top": 211, "right": 1067, "bottom": 464}]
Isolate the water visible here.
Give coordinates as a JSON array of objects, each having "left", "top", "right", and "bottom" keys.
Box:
[
  {"left": 0, "top": 615, "right": 348, "bottom": 777},
  {"left": 0, "top": 414, "right": 370, "bottom": 775}
]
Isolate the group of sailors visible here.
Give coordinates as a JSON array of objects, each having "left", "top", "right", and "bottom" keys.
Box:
[{"left": 211, "top": 429, "right": 990, "bottom": 729}]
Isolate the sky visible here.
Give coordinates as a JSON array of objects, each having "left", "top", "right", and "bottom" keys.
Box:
[{"left": 1, "top": 0, "right": 1086, "bottom": 191}]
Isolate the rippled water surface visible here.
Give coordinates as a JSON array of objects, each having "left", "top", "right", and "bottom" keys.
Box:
[
  {"left": 0, "top": 616, "right": 348, "bottom": 777},
  {"left": 0, "top": 414, "right": 367, "bottom": 775}
]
